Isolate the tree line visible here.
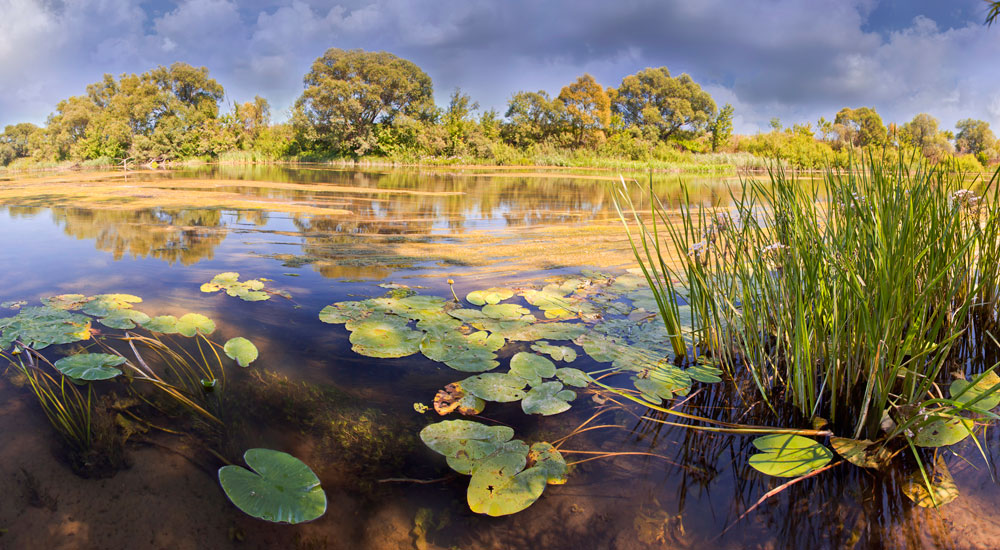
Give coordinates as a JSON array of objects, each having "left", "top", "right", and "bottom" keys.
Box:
[{"left": 1, "top": 48, "right": 998, "bottom": 170}]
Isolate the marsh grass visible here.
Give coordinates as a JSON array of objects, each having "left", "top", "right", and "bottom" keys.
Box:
[{"left": 616, "top": 154, "right": 1000, "bottom": 442}]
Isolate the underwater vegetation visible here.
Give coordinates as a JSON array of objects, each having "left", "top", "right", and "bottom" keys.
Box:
[{"left": 613, "top": 156, "right": 1000, "bottom": 508}]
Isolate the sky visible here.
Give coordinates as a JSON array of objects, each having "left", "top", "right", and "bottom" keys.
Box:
[{"left": 2, "top": 0, "right": 999, "bottom": 134}]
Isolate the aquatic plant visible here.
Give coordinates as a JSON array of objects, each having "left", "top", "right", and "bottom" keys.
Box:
[
  {"left": 614, "top": 157, "right": 1000, "bottom": 505},
  {"left": 218, "top": 448, "right": 327, "bottom": 524},
  {"left": 201, "top": 272, "right": 290, "bottom": 301}
]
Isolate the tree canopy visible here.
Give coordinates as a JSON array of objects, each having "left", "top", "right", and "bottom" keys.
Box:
[
  {"left": 834, "top": 107, "right": 886, "bottom": 147},
  {"left": 503, "top": 90, "right": 566, "bottom": 147},
  {"left": 294, "top": 48, "right": 434, "bottom": 155},
  {"left": 955, "top": 118, "right": 997, "bottom": 156},
  {"left": 611, "top": 67, "right": 716, "bottom": 140}
]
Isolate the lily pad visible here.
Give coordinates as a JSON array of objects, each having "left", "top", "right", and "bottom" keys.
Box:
[
  {"left": 420, "top": 420, "right": 515, "bottom": 466},
  {"left": 830, "top": 437, "right": 891, "bottom": 469},
  {"left": 530, "top": 341, "right": 577, "bottom": 362},
  {"left": 218, "top": 448, "right": 327, "bottom": 524},
  {"left": 42, "top": 294, "right": 90, "bottom": 310},
  {"left": 349, "top": 318, "right": 423, "bottom": 358},
  {"left": 224, "top": 337, "right": 259, "bottom": 367},
  {"left": 433, "top": 383, "right": 486, "bottom": 416},
  {"left": 748, "top": 434, "right": 833, "bottom": 478},
  {"left": 521, "top": 381, "right": 576, "bottom": 416},
  {"left": 950, "top": 371, "right": 1000, "bottom": 412},
  {"left": 53, "top": 353, "right": 127, "bottom": 381},
  {"left": 0, "top": 306, "right": 92, "bottom": 350},
  {"left": 175, "top": 313, "right": 216, "bottom": 337},
  {"left": 507, "top": 322, "right": 587, "bottom": 342},
  {"left": 466, "top": 288, "right": 514, "bottom": 306},
  {"left": 526, "top": 442, "right": 568, "bottom": 485},
  {"left": 901, "top": 457, "right": 959, "bottom": 507},
  {"left": 509, "top": 352, "right": 557, "bottom": 386},
  {"left": 81, "top": 294, "right": 142, "bottom": 316},
  {"left": 482, "top": 303, "right": 531, "bottom": 320},
  {"left": 913, "top": 416, "right": 975, "bottom": 448},
  {"left": 98, "top": 309, "right": 151, "bottom": 330},
  {"left": 202, "top": 272, "right": 275, "bottom": 302},
  {"left": 466, "top": 443, "right": 549, "bottom": 516},
  {"left": 554, "top": 367, "right": 591, "bottom": 388},
  {"left": 461, "top": 373, "right": 528, "bottom": 403},
  {"left": 143, "top": 315, "right": 181, "bottom": 334}
]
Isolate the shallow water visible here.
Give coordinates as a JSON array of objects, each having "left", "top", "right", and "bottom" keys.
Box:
[{"left": 0, "top": 165, "right": 997, "bottom": 550}]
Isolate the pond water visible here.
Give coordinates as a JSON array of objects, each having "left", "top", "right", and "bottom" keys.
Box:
[{"left": 0, "top": 165, "right": 997, "bottom": 550}]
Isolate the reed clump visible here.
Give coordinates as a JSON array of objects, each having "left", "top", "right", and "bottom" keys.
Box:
[{"left": 617, "top": 155, "right": 1000, "bottom": 441}]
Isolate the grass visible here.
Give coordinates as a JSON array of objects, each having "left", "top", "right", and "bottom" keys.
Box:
[{"left": 616, "top": 153, "right": 1000, "bottom": 442}]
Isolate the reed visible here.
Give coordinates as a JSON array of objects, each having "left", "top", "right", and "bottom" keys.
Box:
[{"left": 616, "top": 153, "right": 1000, "bottom": 440}]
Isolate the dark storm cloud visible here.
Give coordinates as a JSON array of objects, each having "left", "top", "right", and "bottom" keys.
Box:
[{"left": 2, "top": 0, "right": 999, "bottom": 133}]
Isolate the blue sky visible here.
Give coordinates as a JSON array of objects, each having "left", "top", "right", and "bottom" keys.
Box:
[{"left": 2, "top": 0, "right": 999, "bottom": 134}]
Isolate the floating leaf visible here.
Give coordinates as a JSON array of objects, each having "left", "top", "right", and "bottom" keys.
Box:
[
  {"left": 53, "top": 353, "right": 127, "bottom": 381},
  {"left": 218, "top": 449, "right": 326, "bottom": 524},
  {"left": 748, "top": 434, "right": 833, "bottom": 477},
  {"left": 901, "top": 457, "right": 959, "bottom": 507},
  {"left": 466, "top": 288, "right": 514, "bottom": 306},
  {"left": 830, "top": 437, "right": 891, "bottom": 469},
  {"left": 482, "top": 303, "right": 530, "bottom": 320},
  {"left": 686, "top": 363, "right": 722, "bottom": 384},
  {"left": 98, "top": 309, "right": 151, "bottom": 330},
  {"left": 420, "top": 420, "right": 515, "bottom": 469},
  {"left": 202, "top": 272, "right": 276, "bottom": 302},
  {"left": 81, "top": 294, "right": 142, "bottom": 317},
  {"left": 349, "top": 318, "right": 423, "bottom": 358},
  {"left": 913, "top": 416, "right": 975, "bottom": 448},
  {"left": 420, "top": 332, "right": 500, "bottom": 372},
  {"left": 0, "top": 306, "right": 91, "bottom": 350},
  {"left": 42, "top": 294, "right": 90, "bottom": 310},
  {"left": 143, "top": 315, "right": 180, "bottom": 334},
  {"left": 521, "top": 382, "right": 576, "bottom": 416},
  {"left": 224, "top": 337, "right": 259, "bottom": 367},
  {"left": 554, "top": 367, "right": 590, "bottom": 388},
  {"left": 950, "top": 371, "right": 1000, "bottom": 412},
  {"left": 175, "top": 313, "right": 216, "bottom": 337},
  {"left": 509, "top": 352, "right": 557, "bottom": 386},
  {"left": 527, "top": 442, "right": 568, "bottom": 485},
  {"left": 467, "top": 442, "right": 551, "bottom": 516},
  {"left": 530, "top": 341, "right": 577, "bottom": 362},
  {"left": 507, "top": 322, "right": 587, "bottom": 342},
  {"left": 433, "top": 382, "right": 486, "bottom": 416},
  {"left": 461, "top": 373, "right": 528, "bottom": 403}
]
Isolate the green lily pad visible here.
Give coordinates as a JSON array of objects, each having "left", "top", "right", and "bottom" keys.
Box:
[
  {"left": 143, "top": 315, "right": 181, "bottom": 334},
  {"left": 686, "top": 363, "right": 723, "bottom": 384},
  {"left": 0, "top": 306, "right": 92, "bottom": 350},
  {"left": 349, "top": 318, "right": 423, "bottom": 358},
  {"left": 913, "top": 416, "right": 975, "bottom": 448},
  {"left": 42, "top": 294, "right": 90, "bottom": 310},
  {"left": 527, "top": 442, "right": 568, "bottom": 485},
  {"left": 466, "top": 288, "right": 514, "bottom": 306},
  {"left": 950, "top": 371, "right": 1000, "bottom": 411},
  {"left": 748, "top": 434, "right": 832, "bottom": 477},
  {"left": 467, "top": 443, "right": 549, "bottom": 516},
  {"left": 433, "top": 382, "right": 486, "bottom": 416},
  {"left": 420, "top": 419, "right": 515, "bottom": 466},
  {"left": 420, "top": 332, "right": 500, "bottom": 372},
  {"left": 53, "top": 353, "right": 127, "bottom": 381},
  {"left": 901, "top": 457, "right": 959, "bottom": 507},
  {"left": 507, "top": 322, "right": 587, "bottom": 342},
  {"left": 482, "top": 303, "right": 530, "bottom": 320},
  {"left": 202, "top": 272, "right": 275, "bottom": 302},
  {"left": 224, "top": 337, "right": 259, "bottom": 367},
  {"left": 175, "top": 313, "right": 216, "bottom": 337},
  {"left": 509, "top": 352, "right": 557, "bottom": 386},
  {"left": 530, "top": 341, "right": 577, "bottom": 362},
  {"left": 98, "top": 309, "right": 151, "bottom": 330},
  {"left": 521, "top": 382, "right": 576, "bottom": 416},
  {"left": 81, "top": 294, "right": 142, "bottom": 317},
  {"left": 461, "top": 373, "right": 528, "bottom": 403},
  {"left": 554, "top": 367, "right": 591, "bottom": 388},
  {"left": 218, "top": 449, "right": 326, "bottom": 524}
]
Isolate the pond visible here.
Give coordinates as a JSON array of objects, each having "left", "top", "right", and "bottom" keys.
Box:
[{"left": 0, "top": 165, "right": 997, "bottom": 550}]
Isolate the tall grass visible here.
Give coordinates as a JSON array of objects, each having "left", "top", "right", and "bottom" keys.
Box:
[{"left": 617, "top": 154, "right": 1000, "bottom": 440}]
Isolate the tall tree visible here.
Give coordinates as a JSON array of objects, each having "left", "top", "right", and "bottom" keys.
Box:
[
  {"left": 901, "top": 113, "right": 953, "bottom": 161},
  {"left": 503, "top": 90, "right": 566, "bottom": 146},
  {"left": 294, "top": 48, "right": 434, "bottom": 154},
  {"left": 955, "top": 118, "right": 997, "bottom": 156},
  {"left": 611, "top": 67, "right": 716, "bottom": 140},
  {"left": 709, "top": 104, "right": 734, "bottom": 152},
  {"left": 558, "top": 74, "right": 611, "bottom": 147},
  {"left": 834, "top": 107, "right": 886, "bottom": 147}
]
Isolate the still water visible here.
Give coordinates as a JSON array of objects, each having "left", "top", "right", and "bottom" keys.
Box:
[{"left": 0, "top": 165, "right": 996, "bottom": 550}]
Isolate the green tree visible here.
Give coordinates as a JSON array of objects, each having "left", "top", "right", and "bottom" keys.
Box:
[
  {"left": 900, "top": 113, "right": 954, "bottom": 161},
  {"left": 955, "top": 118, "right": 997, "bottom": 156},
  {"left": 502, "top": 90, "right": 566, "bottom": 147},
  {"left": 834, "top": 107, "right": 886, "bottom": 147},
  {"left": 293, "top": 48, "right": 434, "bottom": 155},
  {"left": 0, "top": 123, "right": 42, "bottom": 165},
  {"left": 558, "top": 74, "right": 611, "bottom": 147},
  {"left": 709, "top": 103, "right": 734, "bottom": 152},
  {"left": 611, "top": 67, "right": 716, "bottom": 141},
  {"left": 443, "top": 88, "right": 479, "bottom": 155},
  {"left": 769, "top": 117, "right": 782, "bottom": 131}
]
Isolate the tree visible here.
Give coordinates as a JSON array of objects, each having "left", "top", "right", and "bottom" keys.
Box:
[
  {"left": 443, "top": 88, "right": 479, "bottom": 155},
  {"left": 955, "top": 119, "right": 997, "bottom": 156},
  {"left": 611, "top": 67, "right": 715, "bottom": 141},
  {"left": 0, "top": 123, "right": 42, "bottom": 164},
  {"left": 834, "top": 107, "right": 886, "bottom": 147},
  {"left": 558, "top": 74, "right": 611, "bottom": 147},
  {"left": 769, "top": 117, "right": 782, "bottom": 131},
  {"left": 988, "top": 1, "right": 999, "bottom": 25},
  {"left": 294, "top": 48, "right": 434, "bottom": 154},
  {"left": 503, "top": 90, "right": 566, "bottom": 146},
  {"left": 709, "top": 104, "right": 734, "bottom": 152},
  {"left": 900, "top": 113, "right": 953, "bottom": 161}
]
